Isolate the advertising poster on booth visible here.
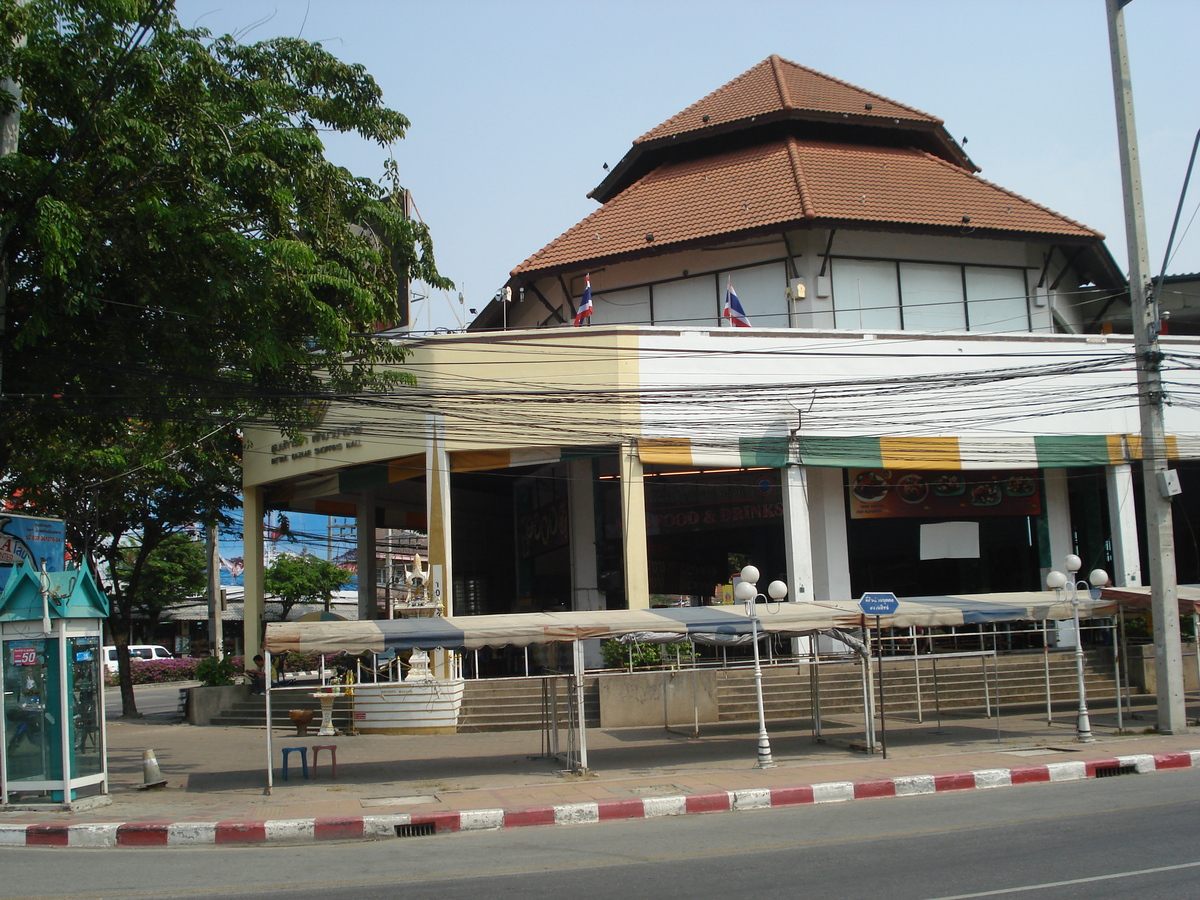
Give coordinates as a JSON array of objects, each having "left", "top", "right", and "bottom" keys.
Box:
[
  {"left": 0, "top": 513, "right": 67, "bottom": 590},
  {"left": 848, "top": 469, "right": 1042, "bottom": 519}
]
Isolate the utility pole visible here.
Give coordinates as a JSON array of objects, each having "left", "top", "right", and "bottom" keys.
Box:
[
  {"left": 206, "top": 521, "right": 224, "bottom": 659},
  {"left": 1106, "top": 0, "right": 1189, "bottom": 733}
]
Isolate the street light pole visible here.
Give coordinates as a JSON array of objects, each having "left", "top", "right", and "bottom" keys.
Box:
[
  {"left": 1046, "top": 555, "right": 1109, "bottom": 743},
  {"left": 734, "top": 565, "right": 788, "bottom": 769}
]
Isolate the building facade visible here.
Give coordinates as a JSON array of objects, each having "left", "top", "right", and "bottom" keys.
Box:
[{"left": 239, "top": 57, "right": 1200, "bottom": 661}]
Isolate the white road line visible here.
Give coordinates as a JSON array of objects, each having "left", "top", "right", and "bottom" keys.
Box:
[{"left": 919, "top": 858, "right": 1200, "bottom": 899}]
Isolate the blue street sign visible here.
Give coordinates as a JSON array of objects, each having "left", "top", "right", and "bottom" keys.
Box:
[{"left": 858, "top": 592, "right": 899, "bottom": 615}]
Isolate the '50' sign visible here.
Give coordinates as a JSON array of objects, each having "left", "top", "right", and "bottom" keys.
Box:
[{"left": 11, "top": 647, "right": 38, "bottom": 666}]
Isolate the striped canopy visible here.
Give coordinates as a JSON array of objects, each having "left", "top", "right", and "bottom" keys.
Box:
[{"left": 263, "top": 591, "right": 1120, "bottom": 655}]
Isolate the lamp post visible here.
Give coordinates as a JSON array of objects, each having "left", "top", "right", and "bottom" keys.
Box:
[
  {"left": 733, "top": 565, "right": 788, "bottom": 768},
  {"left": 1045, "top": 555, "right": 1108, "bottom": 743}
]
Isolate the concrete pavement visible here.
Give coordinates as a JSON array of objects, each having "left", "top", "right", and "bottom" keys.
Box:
[{"left": 2, "top": 688, "right": 1198, "bottom": 849}]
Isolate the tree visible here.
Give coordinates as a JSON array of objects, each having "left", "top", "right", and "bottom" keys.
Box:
[
  {"left": 264, "top": 552, "right": 350, "bottom": 622},
  {"left": 5, "top": 416, "right": 241, "bottom": 715},
  {"left": 113, "top": 528, "right": 207, "bottom": 637},
  {"left": 0, "top": 0, "right": 449, "bottom": 441},
  {"left": 0, "top": 2, "right": 448, "bottom": 713}
]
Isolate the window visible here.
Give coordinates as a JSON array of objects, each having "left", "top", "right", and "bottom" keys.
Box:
[
  {"left": 831, "top": 258, "right": 1029, "bottom": 334},
  {"left": 899, "top": 263, "right": 966, "bottom": 331},
  {"left": 831, "top": 259, "right": 902, "bottom": 330},
  {"left": 652, "top": 276, "right": 716, "bottom": 326}
]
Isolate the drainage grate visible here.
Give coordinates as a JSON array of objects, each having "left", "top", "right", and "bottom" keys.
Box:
[
  {"left": 1095, "top": 764, "right": 1138, "bottom": 778},
  {"left": 395, "top": 822, "right": 437, "bottom": 838}
]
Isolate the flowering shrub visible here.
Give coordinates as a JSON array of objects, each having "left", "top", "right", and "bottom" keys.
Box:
[{"left": 103, "top": 657, "right": 201, "bottom": 685}]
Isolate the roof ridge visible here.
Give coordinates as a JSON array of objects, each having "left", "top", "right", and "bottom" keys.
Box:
[
  {"left": 771, "top": 55, "right": 943, "bottom": 124},
  {"left": 770, "top": 54, "right": 794, "bottom": 111},
  {"left": 785, "top": 136, "right": 816, "bottom": 220},
  {"left": 911, "top": 148, "right": 1103, "bottom": 238}
]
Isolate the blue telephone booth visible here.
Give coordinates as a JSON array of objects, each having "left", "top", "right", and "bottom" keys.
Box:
[{"left": 1, "top": 560, "right": 110, "bottom": 806}]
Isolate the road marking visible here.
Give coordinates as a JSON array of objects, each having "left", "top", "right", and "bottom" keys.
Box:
[{"left": 919, "top": 859, "right": 1200, "bottom": 899}]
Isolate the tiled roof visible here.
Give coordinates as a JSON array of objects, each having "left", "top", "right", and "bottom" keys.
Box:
[
  {"left": 635, "top": 55, "right": 942, "bottom": 145},
  {"left": 511, "top": 138, "right": 1101, "bottom": 278}
]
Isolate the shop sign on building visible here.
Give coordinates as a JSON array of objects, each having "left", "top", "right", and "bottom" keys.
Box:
[{"left": 848, "top": 469, "right": 1041, "bottom": 520}]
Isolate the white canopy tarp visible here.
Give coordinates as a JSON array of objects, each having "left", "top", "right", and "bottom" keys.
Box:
[{"left": 263, "top": 590, "right": 1119, "bottom": 655}]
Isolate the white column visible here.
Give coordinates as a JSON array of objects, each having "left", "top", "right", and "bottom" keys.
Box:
[
  {"left": 620, "top": 440, "right": 650, "bottom": 609},
  {"left": 781, "top": 465, "right": 815, "bottom": 600},
  {"left": 356, "top": 492, "right": 377, "bottom": 621},
  {"left": 1106, "top": 463, "right": 1142, "bottom": 586},
  {"left": 568, "top": 458, "right": 603, "bottom": 611},
  {"left": 243, "top": 486, "right": 265, "bottom": 661},
  {"left": 425, "top": 414, "right": 454, "bottom": 616},
  {"left": 1043, "top": 468, "right": 1075, "bottom": 648},
  {"left": 806, "top": 467, "right": 851, "bottom": 602}
]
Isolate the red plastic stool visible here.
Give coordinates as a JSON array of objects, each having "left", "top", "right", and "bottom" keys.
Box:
[{"left": 311, "top": 744, "right": 337, "bottom": 778}]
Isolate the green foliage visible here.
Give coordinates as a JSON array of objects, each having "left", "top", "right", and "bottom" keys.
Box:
[
  {"left": 195, "top": 655, "right": 238, "bottom": 687},
  {"left": 264, "top": 551, "right": 350, "bottom": 620},
  {"left": 113, "top": 529, "right": 207, "bottom": 625},
  {"left": 1, "top": 0, "right": 449, "bottom": 440},
  {"left": 0, "top": 0, "right": 446, "bottom": 715},
  {"left": 600, "top": 639, "right": 690, "bottom": 669}
]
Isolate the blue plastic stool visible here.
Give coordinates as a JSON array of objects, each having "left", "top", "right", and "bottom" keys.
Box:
[{"left": 281, "top": 746, "right": 308, "bottom": 781}]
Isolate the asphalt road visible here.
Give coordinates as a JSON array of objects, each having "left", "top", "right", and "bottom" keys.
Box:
[
  {"left": 104, "top": 681, "right": 196, "bottom": 720},
  {"left": 3, "top": 765, "right": 1198, "bottom": 899}
]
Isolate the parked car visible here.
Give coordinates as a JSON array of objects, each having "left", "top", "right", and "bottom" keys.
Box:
[{"left": 103, "top": 644, "right": 174, "bottom": 674}]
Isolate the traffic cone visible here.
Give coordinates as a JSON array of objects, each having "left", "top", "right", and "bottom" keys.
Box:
[{"left": 138, "top": 749, "right": 167, "bottom": 790}]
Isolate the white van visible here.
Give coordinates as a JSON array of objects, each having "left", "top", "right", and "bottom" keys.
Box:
[{"left": 103, "top": 645, "right": 174, "bottom": 674}]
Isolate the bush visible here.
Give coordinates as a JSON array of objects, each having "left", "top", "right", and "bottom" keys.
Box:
[
  {"left": 103, "top": 656, "right": 201, "bottom": 686},
  {"left": 195, "top": 655, "right": 239, "bottom": 687}
]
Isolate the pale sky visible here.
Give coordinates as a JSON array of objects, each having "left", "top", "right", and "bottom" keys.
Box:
[{"left": 175, "top": 0, "right": 1200, "bottom": 332}]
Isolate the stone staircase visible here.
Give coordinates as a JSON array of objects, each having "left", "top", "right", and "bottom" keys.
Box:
[
  {"left": 715, "top": 649, "right": 1121, "bottom": 724},
  {"left": 210, "top": 691, "right": 352, "bottom": 730},
  {"left": 457, "top": 675, "right": 601, "bottom": 732},
  {"left": 207, "top": 650, "right": 1123, "bottom": 731}
]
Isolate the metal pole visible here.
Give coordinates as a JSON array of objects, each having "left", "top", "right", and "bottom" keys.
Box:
[
  {"left": 982, "top": 653, "right": 991, "bottom": 719},
  {"left": 1112, "top": 620, "right": 1124, "bottom": 734},
  {"left": 876, "top": 615, "right": 887, "bottom": 760},
  {"left": 863, "top": 630, "right": 877, "bottom": 752},
  {"left": 931, "top": 656, "right": 944, "bottom": 734},
  {"left": 1044, "top": 619, "right": 1053, "bottom": 725},
  {"left": 912, "top": 626, "right": 923, "bottom": 724},
  {"left": 747, "top": 602, "right": 774, "bottom": 768},
  {"left": 811, "top": 638, "right": 823, "bottom": 741},
  {"left": 1119, "top": 605, "right": 1132, "bottom": 714},
  {"left": 1107, "top": 0, "right": 1188, "bottom": 734},
  {"left": 1071, "top": 585, "right": 1094, "bottom": 742},
  {"left": 1194, "top": 612, "right": 1200, "bottom": 701},
  {"left": 265, "top": 649, "right": 274, "bottom": 794},
  {"left": 573, "top": 641, "right": 588, "bottom": 772}
]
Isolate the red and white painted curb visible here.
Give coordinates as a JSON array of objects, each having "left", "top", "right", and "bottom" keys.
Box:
[{"left": 3, "top": 750, "right": 1197, "bottom": 849}]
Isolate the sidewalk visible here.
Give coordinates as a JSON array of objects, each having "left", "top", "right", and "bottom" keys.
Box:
[{"left": 2, "top": 693, "right": 1198, "bottom": 849}]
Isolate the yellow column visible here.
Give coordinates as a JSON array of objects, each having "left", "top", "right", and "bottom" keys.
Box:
[
  {"left": 620, "top": 440, "right": 650, "bottom": 609},
  {"left": 242, "top": 485, "right": 265, "bottom": 660}
]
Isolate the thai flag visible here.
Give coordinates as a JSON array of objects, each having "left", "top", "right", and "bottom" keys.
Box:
[
  {"left": 574, "top": 274, "right": 593, "bottom": 326},
  {"left": 723, "top": 280, "right": 750, "bottom": 327}
]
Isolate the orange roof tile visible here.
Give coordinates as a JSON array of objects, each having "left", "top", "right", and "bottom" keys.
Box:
[
  {"left": 635, "top": 55, "right": 941, "bottom": 145},
  {"left": 511, "top": 138, "right": 1100, "bottom": 278}
]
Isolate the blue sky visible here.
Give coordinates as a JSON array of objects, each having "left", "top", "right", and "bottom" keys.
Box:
[{"left": 175, "top": 0, "right": 1200, "bottom": 333}]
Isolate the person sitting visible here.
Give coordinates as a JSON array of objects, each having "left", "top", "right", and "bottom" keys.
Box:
[{"left": 246, "top": 655, "right": 267, "bottom": 695}]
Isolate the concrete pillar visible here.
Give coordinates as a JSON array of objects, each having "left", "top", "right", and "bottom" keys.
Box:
[
  {"left": 242, "top": 486, "right": 265, "bottom": 661},
  {"left": 1106, "top": 463, "right": 1142, "bottom": 586},
  {"left": 1042, "top": 468, "right": 1076, "bottom": 648},
  {"left": 781, "top": 465, "right": 815, "bottom": 601},
  {"left": 806, "top": 467, "right": 851, "bottom": 602},
  {"left": 620, "top": 440, "right": 650, "bottom": 609},
  {"left": 356, "top": 491, "right": 377, "bottom": 621},
  {"left": 425, "top": 414, "right": 453, "bottom": 616},
  {"left": 568, "top": 458, "right": 603, "bottom": 611}
]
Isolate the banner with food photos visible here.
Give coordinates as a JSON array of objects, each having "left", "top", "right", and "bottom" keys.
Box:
[{"left": 847, "top": 469, "right": 1041, "bottom": 519}]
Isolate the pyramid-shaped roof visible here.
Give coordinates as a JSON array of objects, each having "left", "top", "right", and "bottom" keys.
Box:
[
  {"left": 636, "top": 54, "right": 942, "bottom": 144},
  {"left": 590, "top": 55, "right": 974, "bottom": 204},
  {"left": 512, "top": 137, "right": 1100, "bottom": 278}
]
